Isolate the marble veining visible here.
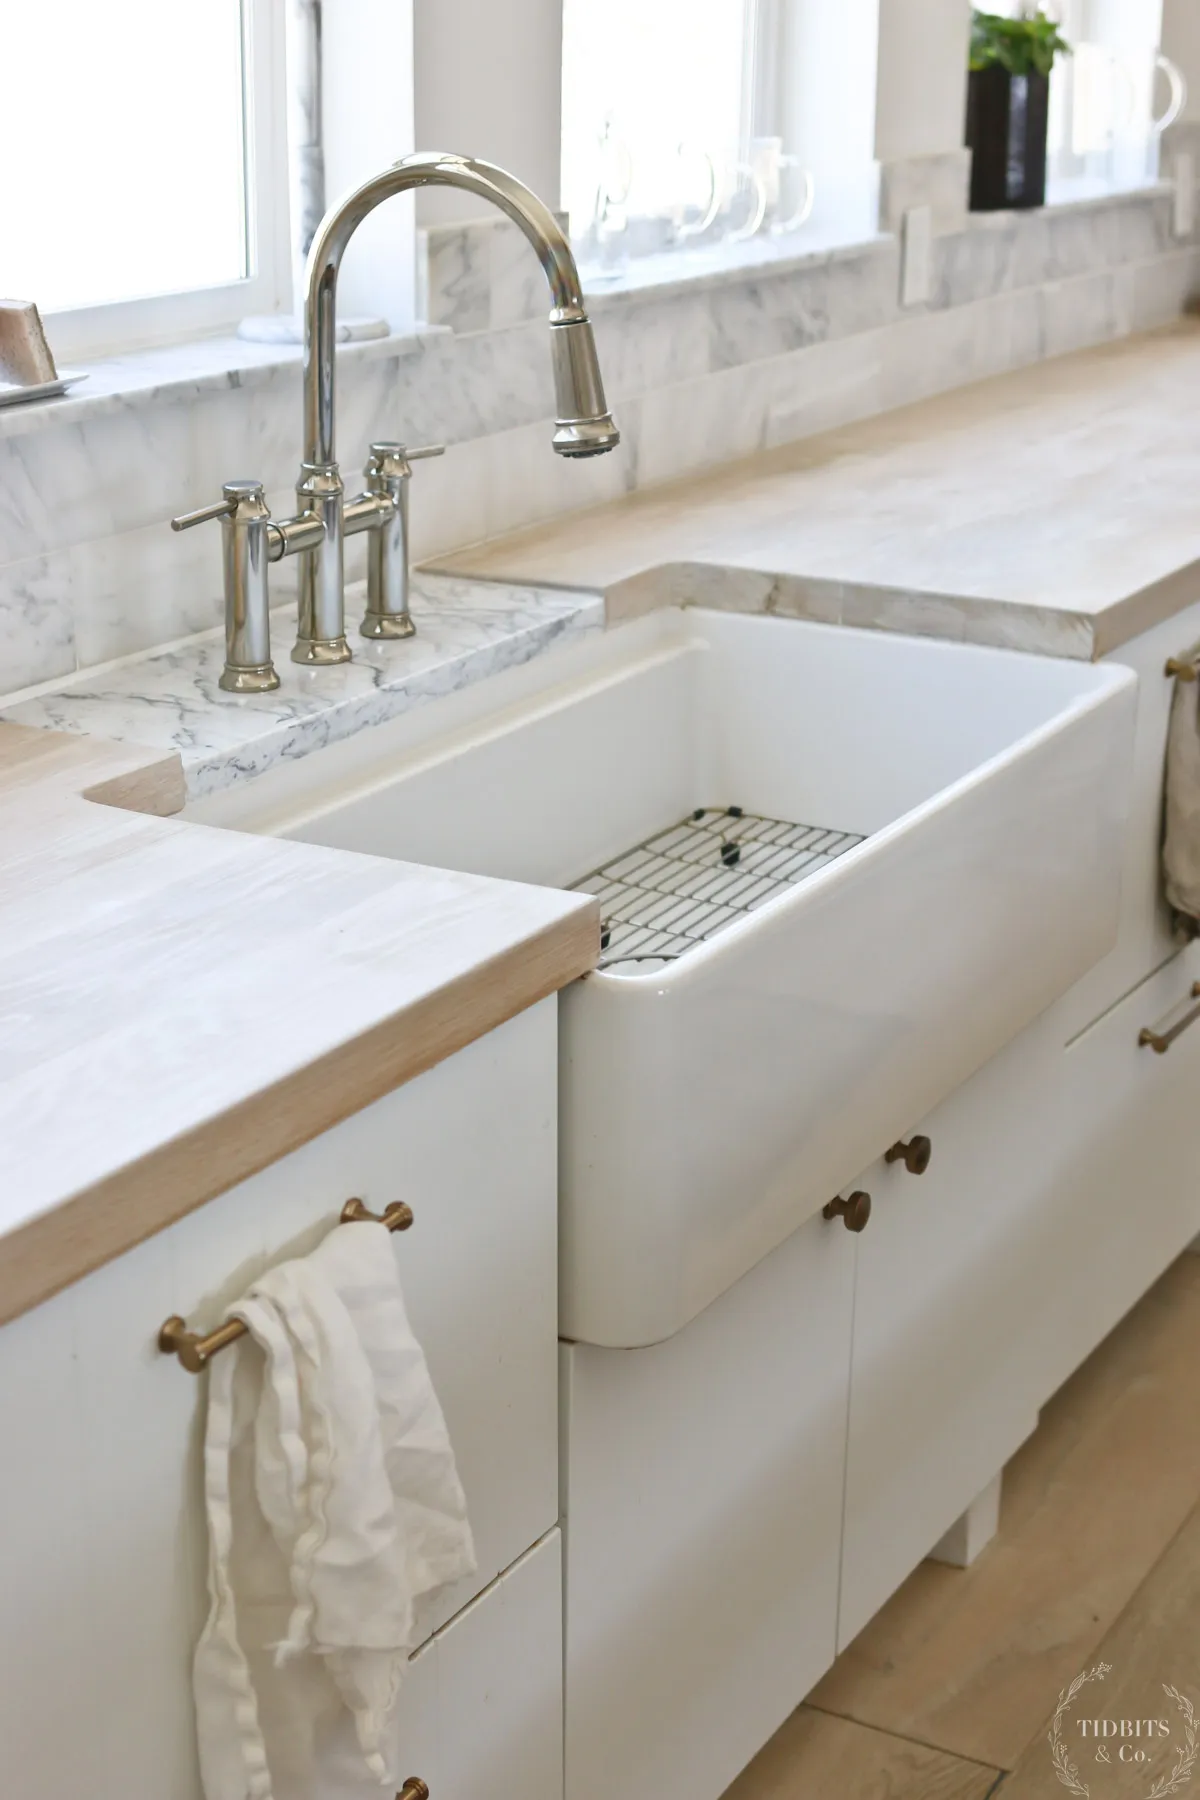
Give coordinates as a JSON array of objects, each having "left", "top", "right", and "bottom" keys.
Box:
[{"left": 0, "top": 574, "right": 604, "bottom": 799}]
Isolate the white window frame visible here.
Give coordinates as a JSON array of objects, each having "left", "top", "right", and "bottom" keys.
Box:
[{"left": 41, "top": 0, "right": 293, "bottom": 363}]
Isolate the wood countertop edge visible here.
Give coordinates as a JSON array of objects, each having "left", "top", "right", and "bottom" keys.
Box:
[{"left": 0, "top": 895, "right": 599, "bottom": 1329}]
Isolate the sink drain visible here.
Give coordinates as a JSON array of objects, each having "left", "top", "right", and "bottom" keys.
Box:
[{"left": 572, "top": 805, "right": 864, "bottom": 972}]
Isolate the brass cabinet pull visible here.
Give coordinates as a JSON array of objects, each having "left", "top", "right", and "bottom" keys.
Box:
[
  {"left": 398, "top": 1782, "right": 429, "bottom": 1800},
  {"left": 823, "top": 1191, "right": 872, "bottom": 1233},
  {"left": 158, "top": 1199, "right": 414, "bottom": 1371},
  {"left": 1138, "top": 982, "right": 1200, "bottom": 1054},
  {"left": 885, "top": 1134, "right": 932, "bottom": 1175},
  {"left": 1166, "top": 657, "right": 1199, "bottom": 681}
]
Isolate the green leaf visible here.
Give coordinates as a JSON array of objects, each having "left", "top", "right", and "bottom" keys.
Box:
[{"left": 969, "top": 8, "right": 1071, "bottom": 77}]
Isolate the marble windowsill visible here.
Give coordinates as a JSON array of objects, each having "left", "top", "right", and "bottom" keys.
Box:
[
  {"left": 0, "top": 322, "right": 447, "bottom": 446},
  {"left": 0, "top": 571, "right": 604, "bottom": 800}
]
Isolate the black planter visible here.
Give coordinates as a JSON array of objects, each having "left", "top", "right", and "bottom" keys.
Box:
[{"left": 966, "top": 65, "right": 1050, "bottom": 210}]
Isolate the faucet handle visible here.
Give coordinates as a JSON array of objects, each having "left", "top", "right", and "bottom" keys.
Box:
[
  {"left": 367, "top": 442, "right": 444, "bottom": 472},
  {"left": 171, "top": 480, "right": 266, "bottom": 532},
  {"left": 169, "top": 481, "right": 280, "bottom": 694}
]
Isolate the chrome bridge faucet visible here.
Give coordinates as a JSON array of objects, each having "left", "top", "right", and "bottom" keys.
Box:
[{"left": 171, "top": 152, "right": 620, "bottom": 693}]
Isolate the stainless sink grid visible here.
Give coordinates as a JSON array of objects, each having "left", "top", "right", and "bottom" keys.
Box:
[{"left": 573, "top": 806, "right": 865, "bottom": 972}]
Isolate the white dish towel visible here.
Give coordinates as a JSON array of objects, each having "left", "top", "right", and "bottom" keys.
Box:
[
  {"left": 1164, "top": 647, "right": 1200, "bottom": 931},
  {"left": 193, "top": 1218, "right": 476, "bottom": 1800}
]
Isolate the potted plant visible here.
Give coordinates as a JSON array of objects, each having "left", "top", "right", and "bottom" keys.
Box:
[{"left": 967, "top": 8, "right": 1071, "bottom": 210}]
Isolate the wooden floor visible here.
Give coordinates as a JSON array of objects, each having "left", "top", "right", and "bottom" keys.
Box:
[{"left": 724, "top": 1253, "right": 1200, "bottom": 1800}]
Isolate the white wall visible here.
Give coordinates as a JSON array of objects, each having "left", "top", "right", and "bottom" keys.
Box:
[
  {"left": 874, "top": 0, "right": 971, "bottom": 163},
  {"left": 413, "top": 0, "right": 564, "bottom": 223}
]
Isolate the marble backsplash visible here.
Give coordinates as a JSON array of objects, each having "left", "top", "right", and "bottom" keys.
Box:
[{"left": 1, "top": 184, "right": 1197, "bottom": 696}]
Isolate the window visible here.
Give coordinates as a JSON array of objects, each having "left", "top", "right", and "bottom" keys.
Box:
[
  {"left": 1045, "top": 0, "right": 1177, "bottom": 194},
  {"left": 561, "top": 0, "right": 817, "bottom": 265},
  {"left": 987, "top": 0, "right": 1177, "bottom": 198},
  {"left": 561, "top": 0, "right": 879, "bottom": 273},
  {"left": 2, "top": 0, "right": 290, "bottom": 358}
]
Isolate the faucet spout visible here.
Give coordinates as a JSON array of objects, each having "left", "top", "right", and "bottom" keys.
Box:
[
  {"left": 302, "top": 151, "right": 619, "bottom": 468},
  {"left": 289, "top": 152, "right": 618, "bottom": 668}
]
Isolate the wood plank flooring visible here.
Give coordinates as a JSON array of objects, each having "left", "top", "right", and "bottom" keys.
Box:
[
  {"left": 1001, "top": 1503, "right": 1200, "bottom": 1798},
  {"left": 725, "top": 1706, "right": 1001, "bottom": 1800},
  {"left": 724, "top": 1253, "right": 1200, "bottom": 1800}
]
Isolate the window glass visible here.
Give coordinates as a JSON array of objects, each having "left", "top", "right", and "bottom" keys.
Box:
[
  {"left": 2, "top": 0, "right": 251, "bottom": 313},
  {"left": 1047, "top": 0, "right": 1170, "bottom": 191},
  {"left": 983, "top": 1, "right": 1171, "bottom": 195}
]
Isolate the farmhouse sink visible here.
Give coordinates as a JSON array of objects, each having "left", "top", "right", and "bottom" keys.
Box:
[{"left": 194, "top": 607, "right": 1136, "bottom": 1347}]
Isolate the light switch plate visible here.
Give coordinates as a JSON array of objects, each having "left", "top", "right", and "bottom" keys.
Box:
[
  {"left": 1174, "top": 153, "right": 1196, "bottom": 239},
  {"left": 901, "top": 205, "right": 933, "bottom": 308}
]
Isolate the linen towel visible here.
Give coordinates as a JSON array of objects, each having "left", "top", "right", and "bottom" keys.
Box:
[
  {"left": 1163, "top": 645, "right": 1200, "bottom": 933},
  {"left": 193, "top": 1219, "right": 475, "bottom": 1800}
]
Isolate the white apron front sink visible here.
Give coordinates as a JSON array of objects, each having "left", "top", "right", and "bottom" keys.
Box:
[{"left": 193, "top": 607, "right": 1136, "bottom": 1347}]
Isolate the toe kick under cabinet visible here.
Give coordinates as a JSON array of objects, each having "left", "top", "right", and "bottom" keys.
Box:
[{"left": 0, "top": 998, "right": 561, "bottom": 1800}]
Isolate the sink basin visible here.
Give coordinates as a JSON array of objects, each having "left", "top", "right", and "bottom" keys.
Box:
[{"left": 193, "top": 606, "right": 1136, "bottom": 1346}]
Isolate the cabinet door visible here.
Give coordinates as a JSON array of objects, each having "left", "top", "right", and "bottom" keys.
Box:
[
  {"left": 0, "top": 1001, "right": 558, "bottom": 1800},
  {"left": 562, "top": 1211, "right": 854, "bottom": 1800},
  {"left": 838, "top": 1022, "right": 1052, "bottom": 1648}
]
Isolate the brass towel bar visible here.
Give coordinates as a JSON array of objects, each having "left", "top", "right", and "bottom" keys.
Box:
[
  {"left": 1166, "top": 657, "right": 1199, "bottom": 681},
  {"left": 1138, "top": 982, "right": 1200, "bottom": 1055},
  {"left": 158, "top": 1198, "right": 415, "bottom": 1372}
]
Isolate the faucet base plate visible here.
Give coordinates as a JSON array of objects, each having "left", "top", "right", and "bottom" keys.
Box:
[
  {"left": 360, "top": 613, "right": 417, "bottom": 641},
  {"left": 291, "top": 636, "right": 353, "bottom": 667},
  {"left": 219, "top": 662, "right": 281, "bottom": 694}
]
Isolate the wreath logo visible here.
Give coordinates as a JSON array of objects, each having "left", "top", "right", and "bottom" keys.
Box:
[{"left": 1048, "top": 1664, "right": 1198, "bottom": 1799}]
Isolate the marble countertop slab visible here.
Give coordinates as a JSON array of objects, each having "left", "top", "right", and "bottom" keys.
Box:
[
  {"left": 0, "top": 573, "right": 604, "bottom": 799},
  {"left": 431, "top": 320, "right": 1200, "bottom": 662}
]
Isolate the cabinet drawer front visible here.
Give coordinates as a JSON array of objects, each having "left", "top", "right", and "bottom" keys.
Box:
[
  {"left": 1027, "top": 945, "right": 1200, "bottom": 1403},
  {"left": 394, "top": 1531, "right": 563, "bottom": 1800},
  {"left": 0, "top": 1001, "right": 558, "bottom": 1800}
]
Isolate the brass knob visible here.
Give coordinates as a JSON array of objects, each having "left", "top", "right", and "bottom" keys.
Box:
[
  {"left": 823, "top": 1191, "right": 871, "bottom": 1232},
  {"left": 885, "top": 1134, "right": 932, "bottom": 1176},
  {"left": 398, "top": 1782, "right": 429, "bottom": 1800}
]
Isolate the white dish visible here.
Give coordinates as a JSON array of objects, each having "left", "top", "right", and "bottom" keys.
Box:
[{"left": 0, "top": 370, "right": 88, "bottom": 409}]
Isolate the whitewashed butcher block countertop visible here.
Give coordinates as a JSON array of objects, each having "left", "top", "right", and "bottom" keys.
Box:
[
  {"left": 433, "top": 320, "right": 1200, "bottom": 662},
  {"left": 0, "top": 723, "right": 597, "bottom": 1326}
]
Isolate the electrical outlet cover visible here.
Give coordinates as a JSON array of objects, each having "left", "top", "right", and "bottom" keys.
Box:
[
  {"left": 1174, "top": 153, "right": 1195, "bottom": 239},
  {"left": 901, "top": 205, "right": 933, "bottom": 307}
]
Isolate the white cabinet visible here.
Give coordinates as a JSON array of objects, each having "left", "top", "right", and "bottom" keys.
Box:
[
  {"left": 0, "top": 999, "right": 559, "bottom": 1800},
  {"left": 836, "top": 1027, "right": 1052, "bottom": 1646},
  {"left": 1055, "top": 598, "right": 1200, "bottom": 1041},
  {"left": 1023, "top": 945, "right": 1200, "bottom": 1406},
  {"left": 561, "top": 1211, "right": 854, "bottom": 1800}
]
